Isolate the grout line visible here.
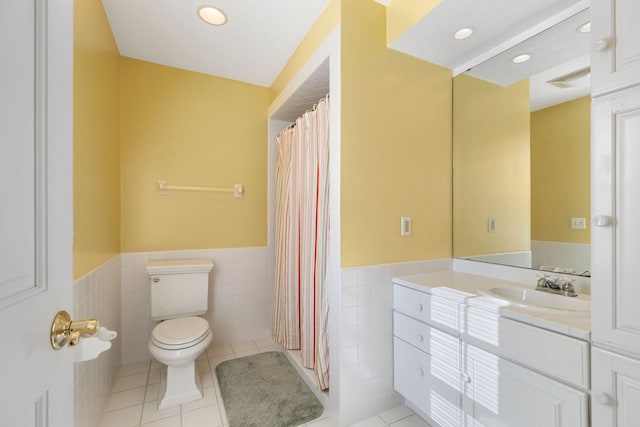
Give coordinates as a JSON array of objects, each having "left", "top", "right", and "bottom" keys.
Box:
[
  {"left": 102, "top": 340, "right": 416, "bottom": 427},
  {"left": 137, "top": 361, "right": 152, "bottom": 426}
]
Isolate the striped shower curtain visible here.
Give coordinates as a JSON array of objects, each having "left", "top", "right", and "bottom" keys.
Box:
[{"left": 273, "top": 96, "right": 330, "bottom": 390}]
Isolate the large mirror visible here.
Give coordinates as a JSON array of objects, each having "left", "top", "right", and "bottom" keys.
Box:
[{"left": 453, "top": 8, "right": 591, "bottom": 276}]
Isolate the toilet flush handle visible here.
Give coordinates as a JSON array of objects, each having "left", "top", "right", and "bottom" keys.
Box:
[{"left": 152, "top": 276, "right": 160, "bottom": 283}]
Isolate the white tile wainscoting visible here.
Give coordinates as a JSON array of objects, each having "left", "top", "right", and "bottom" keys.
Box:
[
  {"left": 74, "top": 247, "right": 452, "bottom": 427},
  {"left": 120, "top": 247, "right": 271, "bottom": 364},
  {"left": 337, "top": 258, "right": 452, "bottom": 426},
  {"left": 531, "top": 240, "right": 591, "bottom": 275},
  {"left": 74, "top": 255, "right": 122, "bottom": 427}
]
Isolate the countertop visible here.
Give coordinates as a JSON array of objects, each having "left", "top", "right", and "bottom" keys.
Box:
[{"left": 392, "top": 271, "right": 591, "bottom": 341}]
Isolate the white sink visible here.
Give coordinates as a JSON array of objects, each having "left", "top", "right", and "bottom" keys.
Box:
[{"left": 478, "top": 287, "right": 590, "bottom": 315}]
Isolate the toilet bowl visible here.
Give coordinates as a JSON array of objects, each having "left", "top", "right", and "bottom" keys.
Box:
[
  {"left": 145, "top": 259, "right": 214, "bottom": 409},
  {"left": 148, "top": 316, "right": 213, "bottom": 409}
]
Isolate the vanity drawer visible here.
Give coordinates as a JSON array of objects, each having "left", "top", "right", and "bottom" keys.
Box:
[
  {"left": 394, "top": 337, "right": 462, "bottom": 426},
  {"left": 465, "top": 307, "right": 590, "bottom": 389},
  {"left": 394, "top": 311, "right": 461, "bottom": 362},
  {"left": 393, "top": 284, "right": 460, "bottom": 334}
]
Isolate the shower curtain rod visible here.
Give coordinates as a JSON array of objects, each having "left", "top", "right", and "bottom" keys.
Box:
[
  {"left": 283, "top": 94, "right": 330, "bottom": 131},
  {"left": 156, "top": 180, "right": 243, "bottom": 198}
]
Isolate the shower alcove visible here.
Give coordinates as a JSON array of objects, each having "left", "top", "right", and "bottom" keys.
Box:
[{"left": 267, "top": 29, "right": 341, "bottom": 418}]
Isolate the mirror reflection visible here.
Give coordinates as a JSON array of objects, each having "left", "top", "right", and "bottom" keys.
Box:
[{"left": 453, "top": 8, "right": 591, "bottom": 276}]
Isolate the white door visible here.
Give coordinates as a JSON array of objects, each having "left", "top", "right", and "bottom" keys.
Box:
[
  {"left": 463, "top": 344, "right": 588, "bottom": 427},
  {"left": 0, "top": 0, "right": 74, "bottom": 426},
  {"left": 592, "top": 347, "right": 640, "bottom": 427},
  {"left": 591, "top": 85, "right": 640, "bottom": 355}
]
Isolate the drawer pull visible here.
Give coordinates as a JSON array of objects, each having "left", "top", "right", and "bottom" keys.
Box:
[
  {"left": 596, "top": 392, "right": 611, "bottom": 405},
  {"left": 417, "top": 368, "right": 424, "bottom": 377},
  {"left": 416, "top": 303, "right": 424, "bottom": 312},
  {"left": 462, "top": 373, "right": 471, "bottom": 383},
  {"left": 417, "top": 334, "right": 424, "bottom": 343}
]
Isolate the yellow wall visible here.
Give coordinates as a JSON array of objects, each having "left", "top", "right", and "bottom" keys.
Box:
[
  {"left": 386, "top": 0, "right": 443, "bottom": 45},
  {"left": 270, "top": 0, "right": 339, "bottom": 101},
  {"left": 75, "top": 0, "right": 454, "bottom": 268},
  {"left": 120, "top": 59, "right": 270, "bottom": 252},
  {"left": 453, "top": 75, "right": 530, "bottom": 257},
  {"left": 341, "top": 0, "right": 452, "bottom": 267},
  {"left": 531, "top": 96, "right": 590, "bottom": 243},
  {"left": 73, "top": 0, "right": 121, "bottom": 279}
]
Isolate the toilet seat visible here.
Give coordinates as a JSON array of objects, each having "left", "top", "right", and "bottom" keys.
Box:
[{"left": 151, "top": 317, "right": 211, "bottom": 350}]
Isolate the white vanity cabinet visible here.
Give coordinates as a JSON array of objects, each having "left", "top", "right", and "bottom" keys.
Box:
[
  {"left": 591, "top": 0, "right": 640, "bottom": 96},
  {"left": 393, "top": 284, "right": 464, "bottom": 426},
  {"left": 393, "top": 281, "right": 589, "bottom": 427}
]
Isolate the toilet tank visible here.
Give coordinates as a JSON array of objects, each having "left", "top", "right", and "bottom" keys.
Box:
[{"left": 147, "top": 259, "right": 214, "bottom": 320}]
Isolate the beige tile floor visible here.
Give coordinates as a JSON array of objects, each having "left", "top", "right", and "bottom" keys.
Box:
[{"left": 99, "top": 337, "right": 431, "bottom": 427}]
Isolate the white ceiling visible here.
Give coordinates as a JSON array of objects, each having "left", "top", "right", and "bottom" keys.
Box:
[
  {"left": 529, "top": 55, "right": 590, "bottom": 111},
  {"left": 389, "top": 0, "right": 588, "bottom": 74},
  {"left": 466, "top": 9, "right": 590, "bottom": 87},
  {"left": 271, "top": 59, "right": 330, "bottom": 122},
  {"left": 464, "top": 8, "right": 591, "bottom": 111},
  {"left": 101, "top": 0, "right": 591, "bottom": 113},
  {"left": 101, "top": 0, "right": 330, "bottom": 87},
  {"left": 387, "top": 0, "right": 591, "bottom": 110}
]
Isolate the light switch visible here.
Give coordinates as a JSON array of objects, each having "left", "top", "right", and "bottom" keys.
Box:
[
  {"left": 488, "top": 217, "right": 496, "bottom": 233},
  {"left": 571, "top": 217, "right": 586, "bottom": 229},
  {"left": 401, "top": 217, "right": 411, "bottom": 236}
]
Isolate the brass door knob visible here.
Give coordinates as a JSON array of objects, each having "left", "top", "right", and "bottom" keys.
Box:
[{"left": 50, "top": 310, "right": 100, "bottom": 350}]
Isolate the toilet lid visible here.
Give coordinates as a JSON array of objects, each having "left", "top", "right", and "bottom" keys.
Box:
[{"left": 151, "top": 317, "right": 211, "bottom": 349}]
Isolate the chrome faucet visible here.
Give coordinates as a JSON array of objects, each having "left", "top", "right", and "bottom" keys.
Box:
[{"left": 535, "top": 274, "right": 578, "bottom": 297}]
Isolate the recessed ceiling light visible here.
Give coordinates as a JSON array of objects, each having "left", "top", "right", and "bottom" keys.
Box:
[
  {"left": 511, "top": 53, "right": 531, "bottom": 64},
  {"left": 577, "top": 22, "right": 591, "bottom": 33},
  {"left": 198, "top": 5, "right": 227, "bottom": 26},
  {"left": 454, "top": 27, "right": 475, "bottom": 40}
]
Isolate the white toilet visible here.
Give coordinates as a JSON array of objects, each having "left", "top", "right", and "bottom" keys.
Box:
[{"left": 146, "top": 259, "right": 214, "bottom": 409}]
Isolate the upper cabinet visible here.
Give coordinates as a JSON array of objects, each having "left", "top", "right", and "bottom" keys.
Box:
[
  {"left": 591, "top": 0, "right": 640, "bottom": 355},
  {"left": 591, "top": 84, "right": 640, "bottom": 356},
  {"left": 591, "top": 0, "right": 640, "bottom": 96},
  {"left": 590, "top": 0, "right": 640, "bottom": 425}
]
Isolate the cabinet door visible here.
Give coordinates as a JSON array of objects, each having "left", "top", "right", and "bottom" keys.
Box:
[
  {"left": 463, "top": 345, "right": 588, "bottom": 427},
  {"left": 592, "top": 86, "right": 640, "bottom": 354},
  {"left": 394, "top": 337, "right": 463, "bottom": 426},
  {"left": 591, "top": 0, "right": 640, "bottom": 96},
  {"left": 592, "top": 348, "right": 640, "bottom": 427}
]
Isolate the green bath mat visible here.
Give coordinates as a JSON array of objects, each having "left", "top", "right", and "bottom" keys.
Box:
[{"left": 215, "top": 351, "right": 324, "bottom": 427}]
